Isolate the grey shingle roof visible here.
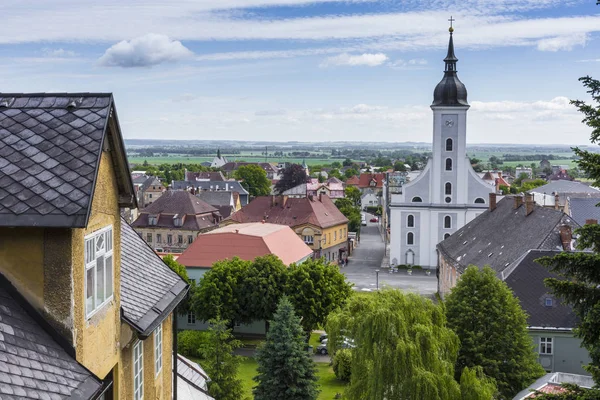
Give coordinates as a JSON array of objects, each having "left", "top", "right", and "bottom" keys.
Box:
[
  {"left": 195, "top": 191, "right": 234, "bottom": 207},
  {"left": 569, "top": 197, "right": 600, "bottom": 226},
  {"left": 0, "top": 93, "right": 135, "bottom": 227},
  {"left": 504, "top": 250, "right": 578, "bottom": 329},
  {"left": 0, "top": 274, "right": 102, "bottom": 398},
  {"left": 120, "top": 219, "right": 188, "bottom": 337},
  {"left": 532, "top": 180, "right": 599, "bottom": 195},
  {"left": 437, "top": 196, "right": 579, "bottom": 275}
]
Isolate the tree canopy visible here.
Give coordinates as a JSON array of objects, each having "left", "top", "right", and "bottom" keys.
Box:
[
  {"left": 193, "top": 255, "right": 352, "bottom": 334},
  {"left": 235, "top": 164, "right": 271, "bottom": 197},
  {"left": 253, "top": 297, "right": 318, "bottom": 400},
  {"left": 335, "top": 197, "right": 361, "bottom": 232},
  {"left": 326, "top": 290, "right": 497, "bottom": 400},
  {"left": 274, "top": 164, "right": 308, "bottom": 194},
  {"left": 445, "top": 266, "right": 544, "bottom": 399},
  {"left": 537, "top": 76, "right": 600, "bottom": 384}
]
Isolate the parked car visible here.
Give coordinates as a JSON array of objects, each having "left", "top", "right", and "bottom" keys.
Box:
[
  {"left": 370, "top": 217, "right": 379, "bottom": 222},
  {"left": 316, "top": 337, "right": 355, "bottom": 355},
  {"left": 319, "top": 333, "right": 328, "bottom": 343}
]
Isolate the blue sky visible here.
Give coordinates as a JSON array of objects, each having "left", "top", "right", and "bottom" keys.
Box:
[{"left": 0, "top": 0, "right": 599, "bottom": 144}]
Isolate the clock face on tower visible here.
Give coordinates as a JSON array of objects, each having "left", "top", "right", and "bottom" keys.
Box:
[{"left": 445, "top": 119, "right": 454, "bottom": 127}]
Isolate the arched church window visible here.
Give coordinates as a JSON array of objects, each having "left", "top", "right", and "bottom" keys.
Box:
[
  {"left": 407, "top": 214, "right": 414, "bottom": 227},
  {"left": 411, "top": 197, "right": 422, "bottom": 203},
  {"left": 474, "top": 197, "right": 485, "bottom": 204},
  {"left": 407, "top": 232, "right": 414, "bottom": 245},
  {"left": 444, "top": 215, "right": 451, "bottom": 229},
  {"left": 445, "top": 182, "right": 452, "bottom": 195},
  {"left": 446, "top": 138, "right": 453, "bottom": 151},
  {"left": 446, "top": 158, "right": 453, "bottom": 171},
  {"left": 444, "top": 233, "right": 451, "bottom": 240}
]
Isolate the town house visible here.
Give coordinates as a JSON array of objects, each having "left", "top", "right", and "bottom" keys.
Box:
[{"left": 0, "top": 93, "right": 188, "bottom": 398}]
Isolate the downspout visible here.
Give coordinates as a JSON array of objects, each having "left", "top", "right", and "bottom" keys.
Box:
[{"left": 173, "top": 305, "right": 178, "bottom": 400}]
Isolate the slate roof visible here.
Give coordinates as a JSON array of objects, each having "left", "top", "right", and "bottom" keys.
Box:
[
  {"left": 0, "top": 274, "right": 102, "bottom": 398},
  {"left": 568, "top": 197, "right": 600, "bottom": 226},
  {"left": 0, "top": 93, "right": 135, "bottom": 227},
  {"left": 533, "top": 180, "right": 599, "bottom": 195},
  {"left": 282, "top": 183, "right": 307, "bottom": 197},
  {"left": 227, "top": 194, "right": 348, "bottom": 229},
  {"left": 437, "top": 196, "right": 579, "bottom": 275},
  {"left": 120, "top": 219, "right": 188, "bottom": 337},
  {"left": 195, "top": 191, "right": 234, "bottom": 207},
  {"left": 504, "top": 250, "right": 578, "bottom": 329}
]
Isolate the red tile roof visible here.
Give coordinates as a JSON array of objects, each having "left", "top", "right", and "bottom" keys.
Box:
[
  {"left": 228, "top": 194, "right": 348, "bottom": 229},
  {"left": 177, "top": 222, "right": 313, "bottom": 267},
  {"left": 358, "top": 173, "right": 384, "bottom": 189},
  {"left": 346, "top": 176, "right": 360, "bottom": 186}
]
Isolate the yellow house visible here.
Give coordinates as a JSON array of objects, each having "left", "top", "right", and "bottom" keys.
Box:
[
  {"left": 0, "top": 93, "right": 190, "bottom": 398},
  {"left": 224, "top": 194, "right": 349, "bottom": 263}
]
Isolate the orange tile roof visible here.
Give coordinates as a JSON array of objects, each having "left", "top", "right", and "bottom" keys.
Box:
[
  {"left": 346, "top": 176, "right": 360, "bottom": 186},
  {"left": 176, "top": 222, "right": 313, "bottom": 267}
]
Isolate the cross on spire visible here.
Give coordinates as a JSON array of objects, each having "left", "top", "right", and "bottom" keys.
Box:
[{"left": 448, "top": 16, "right": 455, "bottom": 28}]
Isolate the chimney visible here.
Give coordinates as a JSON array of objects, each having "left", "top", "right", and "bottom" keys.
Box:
[
  {"left": 497, "top": 171, "right": 502, "bottom": 178},
  {"left": 271, "top": 195, "right": 276, "bottom": 207},
  {"left": 586, "top": 219, "right": 598, "bottom": 225},
  {"left": 489, "top": 193, "right": 497, "bottom": 211},
  {"left": 525, "top": 193, "right": 535, "bottom": 216},
  {"left": 235, "top": 229, "right": 239, "bottom": 234},
  {"left": 282, "top": 195, "right": 288, "bottom": 207},
  {"left": 319, "top": 192, "right": 323, "bottom": 202},
  {"left": 226, "top": 183, "right": 229, "bottom": 191},
  {"left": 559, "top": 225, "right": 572, "bottom": 251},
  {"left": 554, "top": 193, "right": 560, "bottom": 211},
  {"left": 514, "top": 195, "right": 523, "bottom": 209}
]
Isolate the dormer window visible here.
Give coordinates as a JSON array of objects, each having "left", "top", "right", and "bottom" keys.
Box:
[
  {"left": 149, "top": 215, "right": 158, "bottom": 226},
  {"left": 545, "top": 298, "right": 553, "bottom": 307},
  {"left": 173, "top": 214, "right": 183, "bottom": 227},
  {"left": 85, "top": 226, "right": 114, "bottom": 317}
]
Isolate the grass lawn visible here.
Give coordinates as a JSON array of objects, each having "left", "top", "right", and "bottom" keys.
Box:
[{"left": 238, "top": 356, "right": 346, "bottom": 399}]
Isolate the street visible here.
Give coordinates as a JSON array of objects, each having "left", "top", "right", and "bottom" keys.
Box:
[{"left": 343, "top": 214, "right": 437, "bottom": 297}]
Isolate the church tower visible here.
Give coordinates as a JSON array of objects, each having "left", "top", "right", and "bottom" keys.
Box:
[
  {"left": 430, "top": 23, "right": 470, "bottom": 205},
  {"left": 388, "top": 21, "right": 494, "bottom": 270}
]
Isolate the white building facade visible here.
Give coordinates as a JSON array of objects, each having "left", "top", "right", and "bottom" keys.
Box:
[{"left": 389, "top": 28, "right": 494, "bottom": 269}]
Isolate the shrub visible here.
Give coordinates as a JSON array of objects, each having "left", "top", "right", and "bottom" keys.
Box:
[
  {"left": 178, "top": 330, "right": 210, "bottom": 359},
  {"left": 332, "top": 348, "right": 352, "bottom": 382}
]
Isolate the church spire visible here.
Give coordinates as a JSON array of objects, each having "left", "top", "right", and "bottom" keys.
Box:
[{"left": 432, "top": 17, "right": 468, "bottom": 107}]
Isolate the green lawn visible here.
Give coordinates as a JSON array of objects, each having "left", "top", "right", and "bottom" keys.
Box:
[{"left": 238, "top": 356, "right": 346, "bottom": 399}]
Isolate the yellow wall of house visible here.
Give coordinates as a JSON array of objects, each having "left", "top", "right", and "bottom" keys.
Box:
[
  {"left": 74, "top": 149, "right": 121, "bottom": 379},
  {"left": 321, "top": 223, "right": 348, "bottom": 250},
  {"left": 0, "top": 228, "right": 45, "bottom": 310}
]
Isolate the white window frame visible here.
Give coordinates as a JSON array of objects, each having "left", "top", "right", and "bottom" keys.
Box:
[
  {"left": 444, "top": 215, "right": 452, "bottom": 229},
  {"left": 154, "top": 324, "right": 163, "bottom": 376},
  {"left": 407, "top": 214, "right": 415, "bottom": 228},
  {"left": 133, "top": 340, "right": 144, "bottom": 400},
  {"left": 85, "top": 225, "right": 114, "bottom": 319},
  {"left": 187, "top": 311, "right": 196, "bottom": 324},
  {"left": 407, "top": 232, "right": 414, "bottom": 245},
  {"left": 445, "top": 182, "right": 452, "bottom": 195},
  {"left": 446, "top": 138, "right": 453, "bottom": 152},
  {"left": 445, "top": 158, "right": 453, "bottom": 171},
  {"left": 540, "top": 337, "right": 553, "bottom": 355},
  {"left": 303, "top": 235, "right": 314, "bottom": 244}
]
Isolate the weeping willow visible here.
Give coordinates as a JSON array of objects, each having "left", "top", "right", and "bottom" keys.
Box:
[{"left": 327, "top": 290, "right": 489, "bottom": 400}]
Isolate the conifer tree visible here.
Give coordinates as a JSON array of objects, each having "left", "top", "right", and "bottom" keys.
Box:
[
  {"left": 445, "top": 266, "right": 544, "bottom": 399},
  {"left": 538, "top": 76, "right": 600, "bottom": 383},
  {"left": 253, "top": 296, "right": 318, "bottom": 400},
  {"left": 203, "top": 316, "right": 245, "bottom": 400}
]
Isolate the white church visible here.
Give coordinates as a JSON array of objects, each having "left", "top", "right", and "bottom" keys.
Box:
[{"left": 389, "top": 26, "right": 494, "bottom": 269}]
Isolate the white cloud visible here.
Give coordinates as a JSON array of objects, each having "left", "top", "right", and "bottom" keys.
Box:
[
  {"left": 536, "top": 33, "right": 588, "bottom": 51},
  {"left": 98, "top": 34, "right": 193, "bottom": 68},
  {"left": 320, "top": 53, "right": 388, "bottom": 67},
  {"left": 255, "top": 109, "right": 287, "bottom": 116},
  {"left": 42, "top": 48, "right": 77, "bottom": 57}
]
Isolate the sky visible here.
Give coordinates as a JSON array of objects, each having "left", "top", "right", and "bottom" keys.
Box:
[{"left": 0, "top": 1, "right": 599, "bottom": 145}]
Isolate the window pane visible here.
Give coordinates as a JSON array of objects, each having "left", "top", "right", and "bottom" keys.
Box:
[
  {"left": 86, "top": 268, "right": 95, "bottom": 315},
  {"left": 96, "top": 234, "right": 105, "bottom": 252},
  {"left": 105, "top": 255, "right": 113, "bottom": 299},
  {"left": 96, "top": 256, "right": 105, "bottom": 306},
  {"left": 106, "top": 229, "right": 112, "bottom": 251}
]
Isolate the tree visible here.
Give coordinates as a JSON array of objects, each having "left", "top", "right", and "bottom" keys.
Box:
[
  {"left": 335, "top": 198, "right": 361, "bottom": 232},
  {"left": 393, "top": 161, "right": 406, "bottom": 171},
  {"left": 254, "top": 296, "right": 318, "bottom": 400},
  {"left": 275, "top": 164, "right": 308, "bottom": 194},
  {"left": 519, "top": 179, "right": 546, "bottom": 192},
  {"left": 326, "top": 289, "right": 496, "bottom": 400},
  {"left": 537, "top": 80, "right": 600, "bottom": 382},
  {"left": 344, "top": 168, "right": 359, "bottom": 179},
  {"left": 343, "top": 158, "right": 353, "bottom": 167},
  {"left": 235, "top": 164, "right": 271, "bottom": 197},
  {"left": 217, "top": 148, "right": 221, "bottom": 159},
  {"left": 446, "top": 266, "right": 544, "bottom": 399},
  {"left": 331, "top": 161, "right": 342, "bottom": 169},
  {"left": 460, "top": 366, "right": 497, "bottom": 400},
  {"left": 286, "top": 258, "right": 353, "bottom": 334},
  {"left": 193, "top": 257, "right": 252, "bottom": 324},
  {"left": 345, "top": 186, "right": 361, "bottom": 207},
  {"left": 203, "top": 316, "right": 245, "bottom": 400}
]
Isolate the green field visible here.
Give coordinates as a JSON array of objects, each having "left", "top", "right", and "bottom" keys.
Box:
[
  {"left": 237, "top": 356, "right": 346, "bottom": 400},
  {"left": 127, "top": 155, "right": 350, "bottom": 166}
]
